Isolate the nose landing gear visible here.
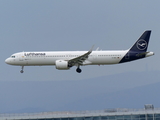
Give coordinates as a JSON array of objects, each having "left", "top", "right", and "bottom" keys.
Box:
[{"left": 20, "top": 66, "right": 24, "bottom": 73}]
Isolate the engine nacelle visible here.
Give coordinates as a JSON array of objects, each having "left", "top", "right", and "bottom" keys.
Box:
[{"left": 55, "top": 60, "right": 70, "bottom": 70}]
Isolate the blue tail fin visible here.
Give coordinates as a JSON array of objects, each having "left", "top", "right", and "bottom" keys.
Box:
[
  {"left": 120, "top": 30, "right": 151, "bottom": 63},
  {"left": 129, "top": 30, "right": 151, "bottom": 52}
]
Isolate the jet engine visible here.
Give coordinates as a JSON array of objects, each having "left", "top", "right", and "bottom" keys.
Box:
[{"left": 55, "top": 60, "right": 70, "bottom": 70}]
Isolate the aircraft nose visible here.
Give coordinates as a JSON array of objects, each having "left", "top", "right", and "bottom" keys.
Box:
[{"left": 5, "top": 58, "right": 10, "bottom": 64}]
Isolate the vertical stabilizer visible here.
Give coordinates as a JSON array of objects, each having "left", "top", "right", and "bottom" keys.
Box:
[
  {"left": 129, "top": 30, "right": 151, "bottom": 52},
  {"left": 120, "top": 30, "right": 152, "bottom": 63}
]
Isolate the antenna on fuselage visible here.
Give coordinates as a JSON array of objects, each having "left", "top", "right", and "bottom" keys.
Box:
[{"left": 96, "top": 47, "right": 99, "bottom": 51}]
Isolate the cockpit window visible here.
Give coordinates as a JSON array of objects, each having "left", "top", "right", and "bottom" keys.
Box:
[{"left": 11, "top": 56, "right": 15, "bottom": 58}]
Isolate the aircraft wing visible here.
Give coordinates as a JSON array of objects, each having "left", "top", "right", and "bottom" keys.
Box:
[{"left": 68, "top": 46, "right": 94, "bottom": 67}]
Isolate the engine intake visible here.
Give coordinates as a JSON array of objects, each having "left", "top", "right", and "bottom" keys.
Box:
[{"left": 55, "top": 60, "right": 70, "bottom": 70}]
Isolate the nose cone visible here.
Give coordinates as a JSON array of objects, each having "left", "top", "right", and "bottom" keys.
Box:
[{"left": 5, "top": 58, "right": 10, "bottom": 64}]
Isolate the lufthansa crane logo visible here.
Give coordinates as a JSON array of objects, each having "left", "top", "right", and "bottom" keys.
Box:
[{"left": 136, "top": 39, "right": 147, "bottom": 50}]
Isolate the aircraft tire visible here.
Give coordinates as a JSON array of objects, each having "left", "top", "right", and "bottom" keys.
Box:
[{"left": 76, "top": 68, "right": 82, "bottom": 73}]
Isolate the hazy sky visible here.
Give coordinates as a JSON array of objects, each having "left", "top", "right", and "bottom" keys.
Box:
[{"left": 0, "top": 0, "right": 160, "bottom": 113}]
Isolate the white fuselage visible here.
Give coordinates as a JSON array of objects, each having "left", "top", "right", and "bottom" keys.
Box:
[
  {"left": 5, "top": 50, "right": 128, "bottom": 66},
  {"left": 5, "top": 30, "right": 154, "bottom": 73}
]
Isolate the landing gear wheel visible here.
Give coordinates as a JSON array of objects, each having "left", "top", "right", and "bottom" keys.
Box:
[
  {"left": 20, "top": 66, "right": 24, "bottom": 73},
  {"left": 76, "top": 68, "right": 82, "bottom": 73}
]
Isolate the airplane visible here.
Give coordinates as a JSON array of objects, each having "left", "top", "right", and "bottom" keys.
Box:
[{"left": 5, "top": 30, "right": 154, "bottom": 73}]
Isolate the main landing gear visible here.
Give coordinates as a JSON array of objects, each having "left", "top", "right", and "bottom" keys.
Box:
[
  {"left": 76, "top": 67, "right": 82, "bottom": 73},
  {"left": 20, "top": 66, "right": 24, "bottom": 73}
]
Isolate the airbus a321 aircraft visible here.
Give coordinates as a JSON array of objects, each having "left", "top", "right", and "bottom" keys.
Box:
[{"left": 5, "top": 30, "right": 154, "bottom": 73}]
